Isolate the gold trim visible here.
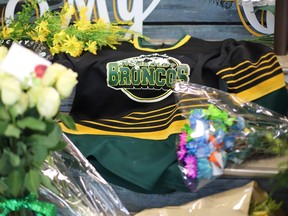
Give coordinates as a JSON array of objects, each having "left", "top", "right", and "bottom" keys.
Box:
[
  {"left": 60, "top": 119, "right": 188, "bottom": 140},
  {"left": 235, "top": 73, "right": 285, "bottom": 101},
  {"left": 133, "top": 35, "right": 191, "bottom": 52},
  {"left": 216, "top": 52, "right": 275, "bottom": 76}
]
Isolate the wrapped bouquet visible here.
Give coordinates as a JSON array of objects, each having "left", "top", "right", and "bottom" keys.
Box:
[
  {"left": 0, "top": 43, "right": 129, "bottom": 215},
  {"left": 174, "top": 82, "right": 288, "bottom": 191}
]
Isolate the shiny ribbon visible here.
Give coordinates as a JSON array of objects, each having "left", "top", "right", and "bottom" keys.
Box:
[{"left": 0, "top": 193, "right": 56, "bottom": 216}]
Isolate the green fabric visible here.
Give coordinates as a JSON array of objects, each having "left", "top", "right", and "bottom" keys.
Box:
[
  {"left": 252, "top": 86, "right": 288, "bottom": 116},
  {"left": 67, "top": 134, "right": 189, "bottom": 193}
]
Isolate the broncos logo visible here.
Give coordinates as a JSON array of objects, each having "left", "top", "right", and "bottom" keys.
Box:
[{"left": 106, "top": 53, "right": 190, "bottom": 103}]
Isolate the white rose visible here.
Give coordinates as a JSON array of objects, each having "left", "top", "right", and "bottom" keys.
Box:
[
  {"left": 12, "top": 92, "right": 29, "bottom": 115},
  {"left": 56, "top": 69, "right": 78, "bottom": 98},
  {"left": 37, "top": 87, "right": 61, "bottom": 119},
  {"left": 27, "top": 86, "right": 40, "bottom": 108},
  {"left": 41, "top": 63, "right": 68, "bottom": 86},
  {"left": 1, "top": 76, "right": 22, "bottom": 106}
]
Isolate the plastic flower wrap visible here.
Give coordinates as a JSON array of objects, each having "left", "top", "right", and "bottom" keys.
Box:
[
  {"left": 174, "top": 82, "right": 288, "bottom": 191},
  {"left": 39, "top": 134, "right": 130, "bottom": 216}
]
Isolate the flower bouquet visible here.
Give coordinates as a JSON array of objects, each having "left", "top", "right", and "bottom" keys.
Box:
[
  {"left": 0, "top": 43, "right": 78, "bottom": 215},
  {"left": 0, "top": 0, "right": 137, "bottom": 57},
  {"left": 174, "top": 82, "right": 288, "bottom": 191},
  {"left": 0, "top": 43, "right": 130, "bottom": 216}
]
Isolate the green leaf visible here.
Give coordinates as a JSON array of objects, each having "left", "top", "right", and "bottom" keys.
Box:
[
  {"left": 7, "top": 170, "right": 24, "bottom": 197},
  {"left": 8, "top": 106, "right": 18, "bottom": 122},
  {"left": 24, "top": 169, "right": 41, "bottom": 195},
  {"left": 28, "top": 134, "right": 56, "bottom": 148},
  {"left": 56, "top": 113, "right": 76, "bottom": 130},
  {"left": 0, "top": 180, "right": 8, "bottom": 195},
  {"left": 4, "top": 124, "right": 21, "bottom": 138},
  {"left": 0, "top": 105, "right": 10, "bottom": 121},
  {"left": 0, "top": 120, "right": 8, "bottom": 135},
  {"left": 253, "top": 5, "right": 275, "bottom": 15},
  {"left": 49, "top": 140, "right": 67, "bottom": 151},
  {"left": 48, "top": 123, "right": 63, "bottom": 144},
  {"left": 45, "top": 123, "right": 67, "bottom": 151},
  {"left": 0, "top": 154, "right": 10, "bottom": 175},
  {"left": 17, "top": 140, "right": 27, "bottom": 156},
  {"left": 5, "top": 150, "right": 21, "bottom": 167},
  {"left": 17, "top": 117, "right": 46, "bottom": 131},
  {"left": 40, "top": 175, "right": 58, "bottom": 195},
  {"left": 31, "top": 145, "right": 48, "bottom": 166}
]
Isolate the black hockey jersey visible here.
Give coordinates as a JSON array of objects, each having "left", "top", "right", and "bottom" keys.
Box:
[{"left": 55, "top": 35, "right": 288, "bottom": 193}]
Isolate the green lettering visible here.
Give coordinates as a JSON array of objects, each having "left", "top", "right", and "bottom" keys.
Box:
[
  {"left": 177, "top": 64, "right": 190, "bottom": 82},
  {"left": 166, "top": 68, "right": 176, "bottom": 88},
  {"left": 119, "top": 67, "right": 131, "bottom": 85},
  {"left": 142, "top": 67, "right": 154, "bottom": 85},
  {"left": 131, "top": 68, "right": 141, "bottom": 85},
  {"left": 155, "top": 68, "right": 166, "bottom": 86},
  {"left": 107, "top": 62, "right": 119, "bottom": 86}
]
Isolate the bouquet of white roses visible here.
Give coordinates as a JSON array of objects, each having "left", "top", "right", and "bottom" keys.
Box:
[{"left": 0, "top": 43, "right": 77, "bottom": 215}]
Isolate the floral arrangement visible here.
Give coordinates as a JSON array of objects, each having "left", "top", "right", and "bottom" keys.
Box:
[
  {"left": 177, "top": 104, "right": 287, "bottom": 190},
  {"left": 0, "top": 44, "right": 77, "bottom": 215},
  {"left": 0, "top": 0, "right": 135, "bottom": 57}
]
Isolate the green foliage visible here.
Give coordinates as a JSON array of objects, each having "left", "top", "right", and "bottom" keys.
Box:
[
  {"left": 56, "top": 113, "right": 76, "bottom": 130},
  {"left": 0, "top": 113, "right": 69, "bottom": 198},
  {"left": 253, "top": 5, "right": 275, "bottom": 15},
  {"left": 271, "top": 165, "right": 288, "bottom": 194},
  {"left": 16, "top": 117, "right": 46, "bottom": 131},
  {"left": 24, "top": 169, "right": 41, "bottom": 195},
  {"left": 7, "top": 170, "right": 24, "bottom": 197},
  {"left": 249, "top": 197, "right": 282, "bottom": 216}
]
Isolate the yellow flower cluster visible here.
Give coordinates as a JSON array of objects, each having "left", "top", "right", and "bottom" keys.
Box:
[{"left": 0, "top": 1, "right": 133, "bottom": 57}]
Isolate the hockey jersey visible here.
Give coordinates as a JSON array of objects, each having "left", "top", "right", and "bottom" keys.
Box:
[{"left": 55, "top": 35, "right": 288, "bottom": 193}]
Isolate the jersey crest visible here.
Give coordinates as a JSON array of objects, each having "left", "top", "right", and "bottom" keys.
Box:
[{"left": 107, "top": 53, "right": 190, "bottom": 102}]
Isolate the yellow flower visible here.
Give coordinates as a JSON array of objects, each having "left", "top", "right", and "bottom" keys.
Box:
[
  {"left": 35, "top": 20, "right": 49, "bottom": 33},
  {"left": 93, "top": 18, "right": 108, "bottom": 30},
  {"left": 37, "top": 31, "right": 48, "bottom": 42},
  {"left": 84, "top": 41, "right": 97, "bottom": 55},
  {"left": 1, "top": 27, "right": 14, "bottom": 38},
  {"left": 252, "top": 211, "right": 269, "bottom": 216},
  {"left": 28, "top": 33, "right": 38, "bottom": 41},
  {"left": 60, "top": 2, "right": 75, "bottom": 28},
  {"left": 50, "top": 44, "right": 62, "bottom": 55},
  {"left": 62, "top": 35, "right": 84, "bottom": 57},
  {"left": 29, "top": 20, "right": 50, "bottom": 42},
  {"left": 53, "top": 30, "right": 66, "bottom": 45},
  {"left": 74, "top": 7, "right": 90, "bottom": 31}
]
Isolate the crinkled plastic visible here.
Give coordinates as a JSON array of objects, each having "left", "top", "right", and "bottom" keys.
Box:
[
  {"left": 39, "top": 133, "right": 130, "bottom": 216},
  {"left": 174, "top": 82, "right": 288, "bottom": 191},
  {"left": 134, "top": 181, "right": 283, "bottom": 216}
]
